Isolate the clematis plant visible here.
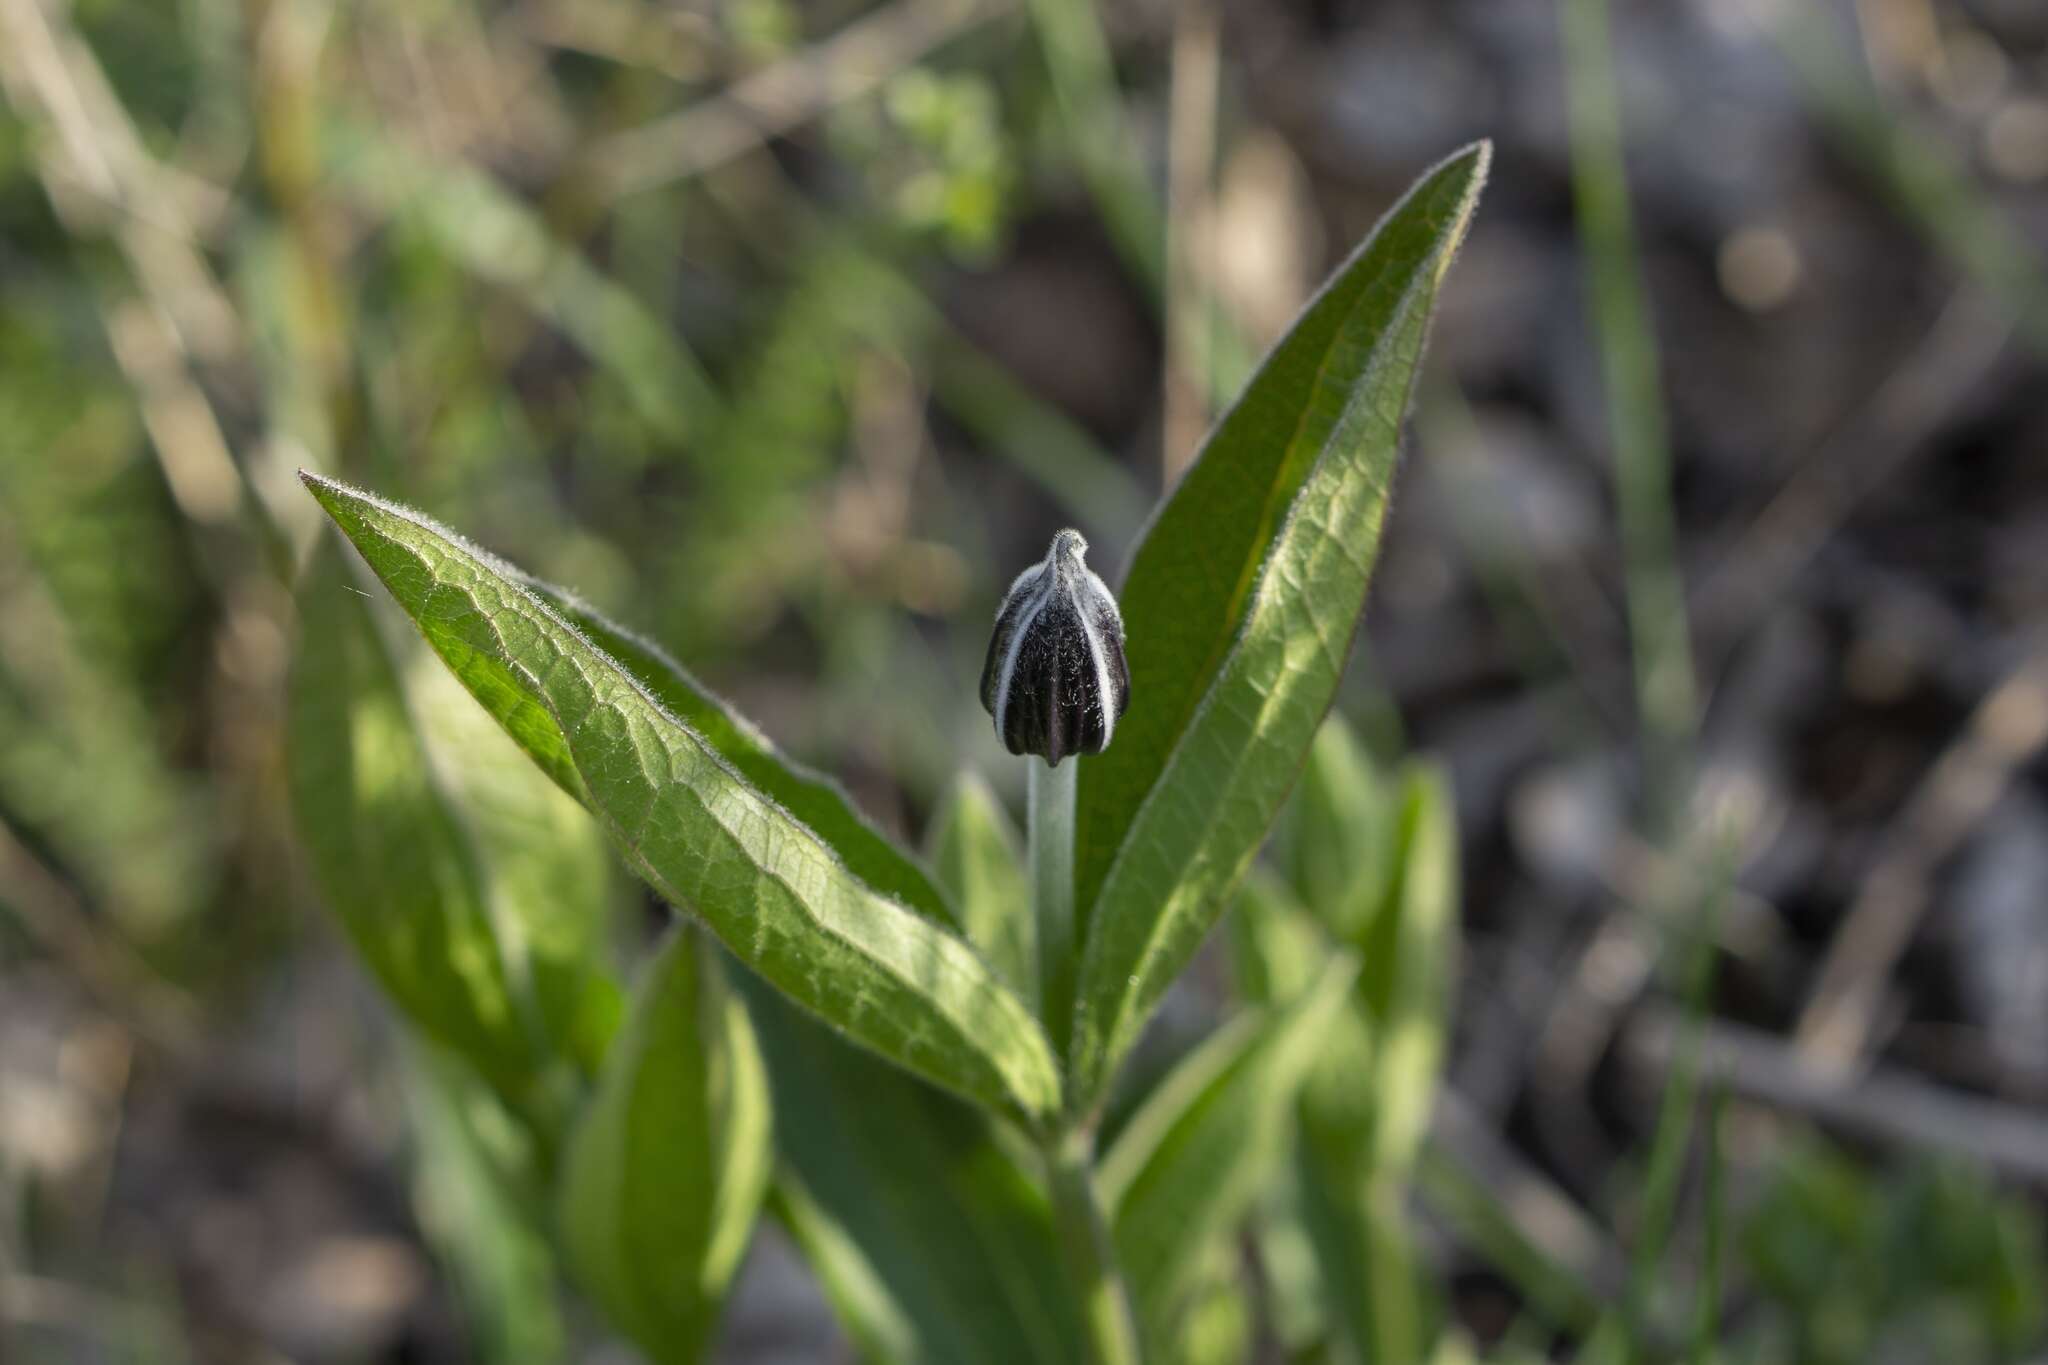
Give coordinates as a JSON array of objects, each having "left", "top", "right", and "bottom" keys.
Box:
[{"left": 289, "top": 142, "right": 1487, "bottom": 1363}]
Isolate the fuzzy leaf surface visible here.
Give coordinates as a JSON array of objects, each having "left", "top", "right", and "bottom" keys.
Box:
[
  {"left": 526, "top": 579, "right": 957, "bottom": 930},
  {"left": 289, "top": 543, "right": 614, "bottom": 1104},
  {"left": 303, "top": 473, "right": 1062, "bottom": 1126},
  {"left": 1068, "top": 144, "right": 1489, "bottom": 1107},
  {"left": 559, "top": 927, "right": 771, "bottom": 1364}
]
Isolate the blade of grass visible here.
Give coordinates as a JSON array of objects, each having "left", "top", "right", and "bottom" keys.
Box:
[
  {"left": 1560, "top": 0, "right": 1698, "bottom": 819},
  {"left": 329, "top": 130, "right": 724, "bottom": 443},
  {"left": 1691, "top": 1085, "right": 1727, "bottom": 1365},
  {"left": 1023, "top": 0, "right": 1165, "bottom": 295},
  {"left": 1619, "top": 843, "right": 1732, "bottom": 1363}
]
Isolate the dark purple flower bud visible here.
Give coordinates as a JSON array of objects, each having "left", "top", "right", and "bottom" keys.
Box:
[{"left": 980, "top": 529, "right": 1130, "bottom": 766}]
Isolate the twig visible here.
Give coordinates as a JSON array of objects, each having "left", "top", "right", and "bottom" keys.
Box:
[
  {"left": 1627, "top": 1009, "right": 2048, "bottom": 1187},
  {"left": 586, "top": 0, "right": 1010, "bottom": 200},
  {"left": 1794, "top": 646, "right": 2048, "bottom": 1074}
]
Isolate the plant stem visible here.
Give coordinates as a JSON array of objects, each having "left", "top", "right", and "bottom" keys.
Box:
[
  {"left": 1028, "top": 756, "right": 1078, "bottom": 1058},
  {"left": 1044, "top": 1129, "right": 1143, "bottom": 1365},
  {"left": 1028, "top": 759, "right": 1138, "bottom": 1361}
]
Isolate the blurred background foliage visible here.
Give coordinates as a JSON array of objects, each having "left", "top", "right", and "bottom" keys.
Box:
[{"left": 4, "top": 0, "right": 2048, "bottom": 1360}]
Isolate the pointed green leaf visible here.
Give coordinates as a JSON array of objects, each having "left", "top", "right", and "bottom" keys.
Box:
[
  {"left": 1229, "top": 866, "right": 1329, "bottom": 1009},
  {"left": 926, "top": 772, "right": 1034, "bottom": 993},
  {"left": 289, "top": 542, "right": 613, "bottom": 1108},
  {"left": 296, "top": 534, "right": 956, "bottom": 936},
  {"left": 1069, "top": 144, "right": 1489, "bottom": 1108},
  {"left": 559, "top": 927, "right": 771, "bottom": 1364},
  {"left": 1351, "top": 761, "right": 1460, "bottom": 1173},
  {"left": 400, "top": 612, "right": 624, "bottom": 1078},
  {"left": 406, "top": 1052, "right": 566, "bottom": 1365},
  {"left": 747, "top": 985, "right": 1080, "bottom": 1365},
  {"left": 526, "top": 578, "right": 958, "bottom": 931},
  {"left": 300, "top": 473, "right": 1059, "bottom": 1125},
  {"left": 370, "top": 558, "right": 957, "bottom": 934},
  {"left": 1252, "top": 744, "right": 1463, "bottom": 1365},
  {"left": 1099, "top": 953, "right": 1360, "bottom": 1343},
  {"left": 770, "top": 1177, "right": 923, "bottom": 1365},
  {"left": 1279, "top": 716, "right": 1394, "bottom": 941}
]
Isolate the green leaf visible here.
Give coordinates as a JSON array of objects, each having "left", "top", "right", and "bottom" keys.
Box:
[
  {"left": 1069, "top": 144, "right": 1490, "bottom": 1108},
  {"left": 300, "top": 473, "right": 1060, "bottom": 1125},
  {"left": 559, "top": 926, "right": 772, "bottom": 1364},
  {"left": 1229, "top": 866, "right": 1329, "bottom": 1009},
  {"left": 1099, "top": 953, "right": 1360, "bottom": 1343},
  {"left": 747, "top": 984, "right": 1080, "bottom": 1365},
  {"left": 402, "top": 608, "right": 625, "bottom": 1079},
  {"left": 1279, "top": 717, "right": 1394, "bottom": 942},
  {"left": 296, "top": 521, "right": 956, "bottom": 938},
  {"left": 524, "top": 578, "right": 959, "bottom": 932},
  {"left": 406, "top": 1052, "right": 566, "bottom": 1365},
  {"left": 1162, "top": 1247, "right": 1253, "bottom": 1365},
  {"left": 1276, "top": 751, "right": 1463, "bottom": 1365},
  {"left": 289, "top": 541, "right": 612, "bottom": 1107},
  {"left": 926, "top": 772, "right": 1034, "bottom": 993},
  {"left": 1351, "top": 761, "right": 1460, "bottom": 1172},
  {"left": 344, "top": 549, "right": 956, "bottom": 935},
  {"left": 770, "top": 1177, "right": 922, "bottom": 1365}
]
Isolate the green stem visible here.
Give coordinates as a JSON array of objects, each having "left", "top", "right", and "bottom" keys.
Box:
[
  {"left": 1029, "top": 756, "right": 1078, "bottom": 1058},
  {"left": 1044, "top": 1129, "right": 1143, "bottom": 1365},
  {"left": 1028, "top": 758, "right": 1138, "bottom": 1362}
]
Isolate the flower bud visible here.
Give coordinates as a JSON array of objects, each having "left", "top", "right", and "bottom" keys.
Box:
[{"left": 980, "top": 529, "right": 1130, "bottom": 766}]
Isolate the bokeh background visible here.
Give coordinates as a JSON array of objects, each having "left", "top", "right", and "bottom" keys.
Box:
[{"left": 4, "top": 0, "right": 2048, "bottom": 1359}]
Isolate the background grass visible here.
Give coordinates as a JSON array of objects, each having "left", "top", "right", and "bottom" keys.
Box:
[{"left": 4, "top": 0, "right": 2048, "bottom": 1360}]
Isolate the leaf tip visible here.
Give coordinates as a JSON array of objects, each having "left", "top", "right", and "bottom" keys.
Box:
[{"left": 298, "top": 468, "right": 352, "bottom": 523}]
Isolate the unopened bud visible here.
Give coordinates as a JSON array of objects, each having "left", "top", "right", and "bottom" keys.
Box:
[{"left": 980, "top": 529, "right": 1130, "bottom": 766}]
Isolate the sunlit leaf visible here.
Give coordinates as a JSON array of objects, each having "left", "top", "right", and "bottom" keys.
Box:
[
  {"left": 1099, "top": 953, "right": 1360, "bottom": 1344},
  {"left": 559, "top": 926, "right": 771, "bottom": 1364},
  {"left": 926, "top": 772, "right": 1034, "bottom": 993},
  {"left": 1068, "top": 144, "right": 1490, "bottom": 1109},
  {"left": 288, "top": 543, "right": 555, "bottom": 1106},
  {"left": 302, "top": 473, "right": 1060, "bottom": 1125},
  {"left": 400, "top": 608, "right": 624, "bottom": 1078},
  {"left": 525, "top": 578, "right": 958, "bottom": 931}
]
